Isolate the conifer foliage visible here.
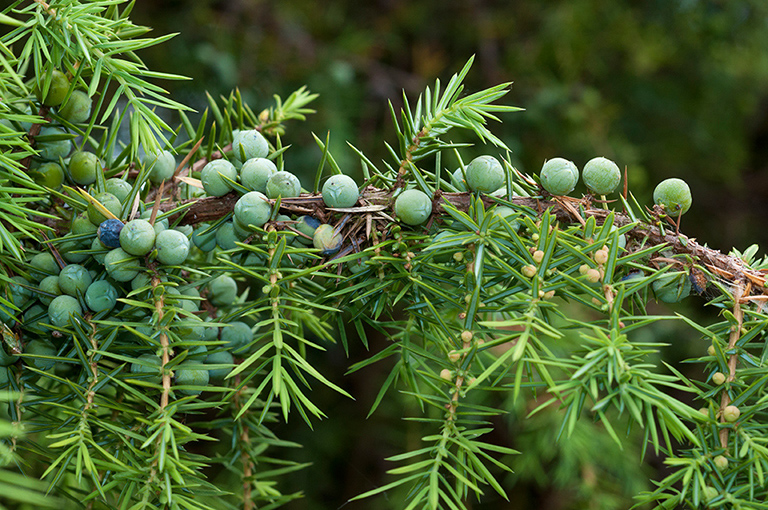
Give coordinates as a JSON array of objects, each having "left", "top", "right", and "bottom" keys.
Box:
[{"left": 2, "top": 2, "right": 768, "bottom": 509}]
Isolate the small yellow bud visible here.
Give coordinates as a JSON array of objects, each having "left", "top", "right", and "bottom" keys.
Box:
[
  {"left": 453, "top": 252, "right": 464, "bottom": 262},
  {"left": 594, "top": 249, "right": 609, "bottom": 265},
  {"left": 723, "top": 405, "right": 740, "bottom": 423},
  {"left": 714, "top": 455, "right": 728, "bottom": 471},
  {"left": 698, "top": 407, "right": 709, "bottom": 416},
  {"left": 521, "top": 265, "right": 537, "bottom": 278},
  {"left": 460, "top": 330, "right": 473, "bottom": 343},
  {"left": 440, "top": 369, "right": 453, "bottom": 381},
  {"left": 585, "top": 268, "right": 601, "bottom": 283},
  {"left": 712, "top": 372, "right": 726, "bottom": 385},
  {"left": 703, "top": 486, "right": 718, "bottom": 502},
  {"left": 532, "top": 250, "right": 544, "bottom": 264},
  {"left": 448, "top": 350, "right": 461, "bottom": 363},
  {"left": 707, "top": 345, "right": 716, "bottom": 357},
  {"left": 579, "top": 264, "right": 590, "bottom": 275}
]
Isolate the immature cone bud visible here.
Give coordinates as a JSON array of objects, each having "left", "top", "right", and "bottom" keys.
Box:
[
  {"left": 712, "top": 372, "right": 726, "bottom": 385},
  {"left": 460, "top": 330, "right": 473, "bottom": 343},
  {"left": 448, "top": 350, "right": 461, "bottom": 363},
  {"left": 585, "top": 268, "right": 601, "bottom": 283},
  {"left": 707, "top": 345, "right": 716, "bottom": 356},
  {"left": 522, "top": 265, "right": 537, "bottom": 278},
  {"left": 594, "top": 249, "right": 609, "bottom": 265},
  {"left": 532, "top": 250, "right": 544, "bottom": 264},
  {"left": 440, "top": 369, "right": 453, "bottom": 381},
  {"left": 714, "top": 455, "right": 728, "bottom": 471},
  {"left": 723, "top": 405, "right": 740, "bottom": 423}
]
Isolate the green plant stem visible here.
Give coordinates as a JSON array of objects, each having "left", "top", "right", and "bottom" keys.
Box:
[
  {"left": 233, "top": 373, "right": 255, "bottom": 510},
  {"left": 152, "top": 277, "right": 171, "bottom": 411}
]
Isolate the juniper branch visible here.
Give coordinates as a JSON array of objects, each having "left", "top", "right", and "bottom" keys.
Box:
[{"left": 158, "top": 180, "right": 768, "bottom": 304}]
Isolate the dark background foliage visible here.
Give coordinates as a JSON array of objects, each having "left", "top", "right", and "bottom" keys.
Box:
[{"left": 127, "top": 2, "right": 768, "bottom": 508}]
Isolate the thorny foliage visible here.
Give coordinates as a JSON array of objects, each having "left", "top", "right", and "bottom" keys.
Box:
[{"left": 1, "top": 2, "right": 768, "bottom": 510}]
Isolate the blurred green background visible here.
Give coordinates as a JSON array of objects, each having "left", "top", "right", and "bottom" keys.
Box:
[{"left": 129, "top": 1, "right": 768, "bottom": 508}]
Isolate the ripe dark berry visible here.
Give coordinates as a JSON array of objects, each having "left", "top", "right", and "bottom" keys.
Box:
[{"left": 98, "top": 219, "right": 124, "bottom": 248}]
